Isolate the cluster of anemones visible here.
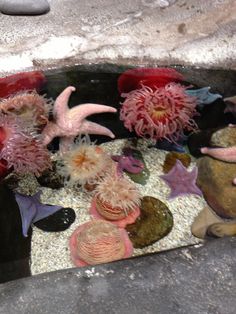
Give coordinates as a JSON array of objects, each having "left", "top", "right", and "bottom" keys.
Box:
[
  {"left": 0, "top": 115, "right": 51, "bottom": 177},
  {"left": 0, "top": 71, "right": 52, "bottom": 179},
  {"left": 119, "top": 68, "right": 198, "bottom": 143}
]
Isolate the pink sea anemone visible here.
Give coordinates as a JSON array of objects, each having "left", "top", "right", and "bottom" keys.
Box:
[
  {"left": 69, "top": 220, "right": 133, "bottom": 267},
  {"left": 90, "top": 174, "right": 141, "bottom": 227},
  {"left": 57, "top": 135, "right": 114, "bottom": 188},
  {"left": 120, "top": 83, "right": 198, "bottom": 143},
  {"left": 0, "top": 90, "right": 53, "bottom": 128},
  {"left": 0, "top": 114, "right": 51, "bottom": 176}
]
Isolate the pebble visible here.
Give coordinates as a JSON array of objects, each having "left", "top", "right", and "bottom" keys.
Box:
[{"left": 0, "top": 0, "right": 50, "bottom": 15}]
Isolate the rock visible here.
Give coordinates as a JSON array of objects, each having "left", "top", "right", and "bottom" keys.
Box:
[
  {"left": 0, "top": 0, "right": 50, "bottom": 15},
  {"left": 126, "top": 196, "right": 173, "bottom": 248},
  {"left": 0, "top": 183, "right": 32, "bottom": 282},
  {"left": 187, "top": 128, "right": 219, "bottom": 157},
  {"left": 34, "top": 207, "right": 76, "bottom": 232},
  {"left": 37, "top": 161, "right": 64, "bottom": 189},
  {"left": 162, "top": 152, "right": 191, "bottom": 173},
  {"left": 197, "top": 156, "right": 236, "bottom": 219},
  {"left": 210, "top": 126, "right": 236, "bottom": 148},
  {"left": 125, "top": 149, "right": 150, "bottom": 185}
]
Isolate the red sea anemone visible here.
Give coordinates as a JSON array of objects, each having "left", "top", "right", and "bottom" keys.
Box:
[
  {"left": 120, "top": 83, "right": 198, "bottom": 143},
  {"left": 69, "top": 220, "right": 133, "bottom": 267},
  {"left": 0, "top": 115, "right": 51, "bottom": 177},
  {"left": 0, "top": 71, "right": 46, "bottom": 98},
  {"left": 118, "top": 67, "right": 184, "bottom": 93}
]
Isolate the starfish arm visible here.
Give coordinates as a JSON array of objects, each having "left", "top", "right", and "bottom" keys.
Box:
[
  {"left": 53, "top": 86, "right": 76, "bottom": 121},
  {"left": 201, "top": 146, "right": 236, "bottom": 162},
  {"left": 79, "top": 120, "right": 115, "bottom": 138},
  {"left": 67, "top": 104, "right": 117, "bottom": 126},
  {"left": 224, "top": 96, "right": 236, "bottom": 105},
  {"left": 41, "top": 121, "right": 62, "bottom": 146},
  {"left": 59, "top": 136, "right": 75, "bottom": 154}
]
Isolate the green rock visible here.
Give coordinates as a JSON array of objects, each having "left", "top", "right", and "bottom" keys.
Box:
[
  {"left": 125, "top": 149, "right": 150, "bottom": 185},
  {"left": 126, "top": 196, "right": 173, "bottom": 248}
]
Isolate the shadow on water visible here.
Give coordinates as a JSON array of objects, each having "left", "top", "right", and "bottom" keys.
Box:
[{"left": 1, "top": 63, "right": 236, "bottom": 283}]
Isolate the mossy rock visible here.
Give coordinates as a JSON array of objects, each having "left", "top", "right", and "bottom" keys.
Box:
[
  {"left": 125, "top": 149, "right": 150, "bottom": 185},
  {"left": 126, "top": 196, "right": 173, "bottom": 248},
  {"left": 163, "top": 152, "right": 191, "bottom": 173}
]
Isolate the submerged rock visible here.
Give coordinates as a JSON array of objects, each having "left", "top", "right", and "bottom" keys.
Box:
[
  {"left": 125, "top": 149, "right": 150, "bottom": 185},
  {"left": 37, "top": 161, "right": 64, "bottom": 189},
  {"left": 0, "top": 0, "right": 50, "bottom": 15},
  {"left": 126, "top": 196, "right": 173, "bottom": 248},
  {"left": 187, "top": 129, "right": 219, "bottom": 157},
  {"left": 162, "top": 152, "right": 191, "bottom": 173},
  {"left": 197, "top": 156, "right": 236, "bottom": 219},
  {"left": 34, "top": 207, "right": 76, "bottom": 232},
  {"left": 210, "top": 126, "right": 236, "bottom": 148}
]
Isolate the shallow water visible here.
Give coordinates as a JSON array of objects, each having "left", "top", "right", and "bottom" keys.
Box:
[{"left": 1, "top": 64, "right": 236, "bottom": 283}]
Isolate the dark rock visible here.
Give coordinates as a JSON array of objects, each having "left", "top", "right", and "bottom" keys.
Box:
[
  {"left": 0, "top": 184, "right": 32, "bottom": 283},
  {"left": 0, "top": 0, "right": 50, "bottom": 15},
  {"left": 162, "top": 152, "right": 191, "bottom": 173},
  {"left": 197, "top": 156, "right": 236, "bottom": 219},
  {"left": 187, "top": 128, "right": 219, "bottom": 157},
  {"left": 37, "top": 161, "right": 64, "bottom": 189},
  {"left": 34, "top": 207, "right": 76, "bottom": 232},
  {"left": 194, "top": 98, "right": 228, "bottom": 130},
  {"left": 126, "top": 196, "right": 173, "bottom": 248}
]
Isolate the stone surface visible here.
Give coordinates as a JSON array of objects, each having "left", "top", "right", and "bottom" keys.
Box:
[
  {"left": 0, "top": 237, "right": 236, "bottom": 314},
  {"left": 126, "top": 196, "right": 173, "bottom": 248},
  {"left": 211, "top": 126, "right": 236, "bottom": 148},
  {"left": 0, "top": 0, "right": 236, "bottom": 75},
  {"left": 0, "top": 0, "right": 50, "bottom": 15},
  {"left": 197, "top": 156, "right": 236, "bottom": 219}
]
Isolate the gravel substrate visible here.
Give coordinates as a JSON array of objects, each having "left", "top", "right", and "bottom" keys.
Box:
[{"left": 17, "top": 139, "right": 206, "bottom": 275}]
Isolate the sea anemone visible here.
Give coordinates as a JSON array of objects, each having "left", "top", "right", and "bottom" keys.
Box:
[
  {"left": 120, "top": 83, "right": 198, "bottom": 143},
  {"left": 0, "top": 114, "right": 51, "bottom": 176},
  {"left": 0, "top": 71, "right": 46, "bottom": 98},
  {"left": 0, "top": 90, "right": 53, "bottom": 127},
  {"left": 69, "top": 220, "right": 133, "bottom": 267},
  {"left": 57, "top": 135, "right": 113, "bottom": 188},
  {"left": 90, "top": 174, "right": 141, "bottom": 227},
  {"left": 118, "top": 67, "right": 184, "bottom": 93}
]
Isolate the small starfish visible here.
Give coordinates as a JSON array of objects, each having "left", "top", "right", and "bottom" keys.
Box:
[
  {"left": 186, "top": 87, "right": 222, "bottom": 109},
  {"left": 111, "top": 154, "right": 144, "bottom": 175},
  {"left": 42, "top": 86, "right": 117, "bottom": 152},
  {"left": 160, "top": 160, "right": 202, "bottom": 199},
  {"left": 14, "top": 191, "right": 62, "bottom": 237}
]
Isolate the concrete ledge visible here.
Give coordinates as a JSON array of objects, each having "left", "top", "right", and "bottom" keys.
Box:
[
  {"left": 0, "top": 0, "right": 236, "bottom": 76},
  {"left": 0, "top": 238, "right": 235, "bottom": 314}
]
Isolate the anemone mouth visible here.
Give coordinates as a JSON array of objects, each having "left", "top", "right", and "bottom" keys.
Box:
[{"left": 69, "top": 220, "right": 133, "bottom": 266}]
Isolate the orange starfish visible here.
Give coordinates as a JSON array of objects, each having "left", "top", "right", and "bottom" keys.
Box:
[{"left": 42, "top": 86, "right": 117, "bottom": 152}]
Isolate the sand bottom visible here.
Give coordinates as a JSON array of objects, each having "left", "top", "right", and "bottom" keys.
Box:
[{"left": 16, "top": 138, "right": 205, "bottom": 275}]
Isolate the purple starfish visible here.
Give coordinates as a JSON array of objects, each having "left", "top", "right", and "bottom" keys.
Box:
[
  {"left": 160, "top": 160, "right": 202, "bottom": 199},
  {"left": 111, "top": 150, "right": 144, "bottom": 176},
  {"left": 14, "top": 191, "right": 62, "bottom": 237}
]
